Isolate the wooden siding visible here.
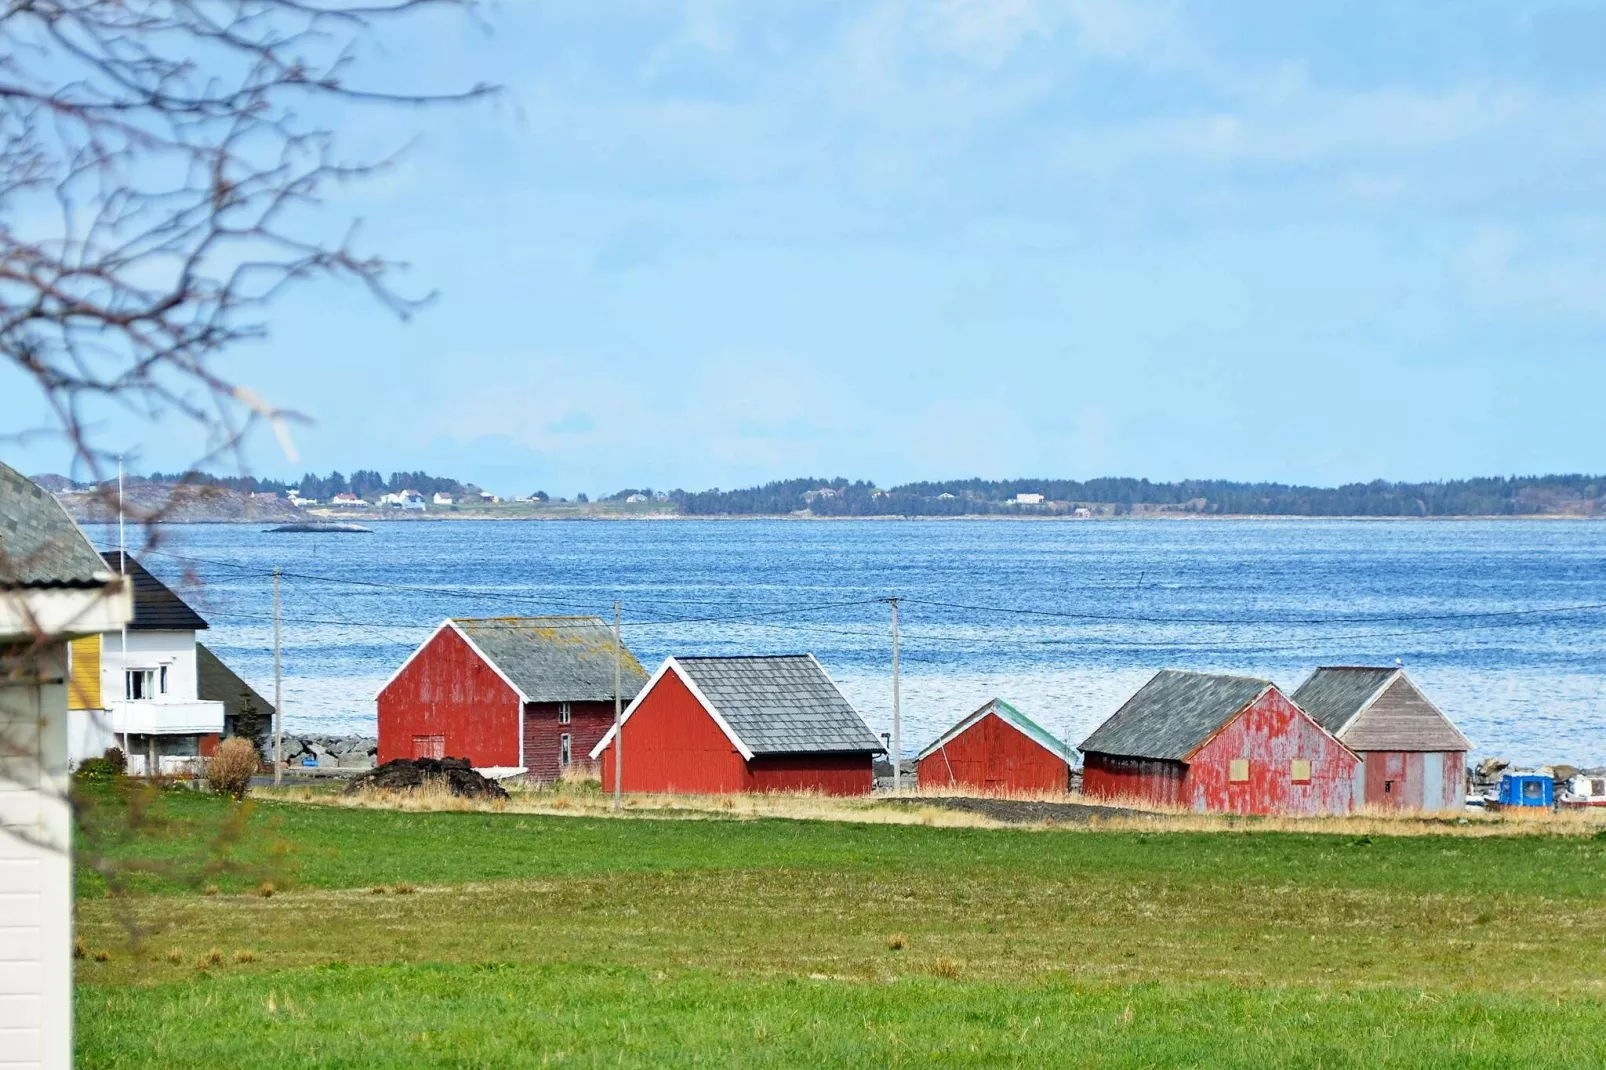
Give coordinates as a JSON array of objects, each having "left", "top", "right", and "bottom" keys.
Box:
[
  {"left": 916, "top": 711, "right": 1069, "bottom": 793},
  {"left": 376, "top": 625, "right": 521, "bottom": 767},
  {"left": 1341, "top": 677, "right": 1469, "bottom": 752},
  {"left": 1081, "top": 754, "right": 1187, "bottom": 806},
  {"left": 68, "top": 634, "right": 100, "bottom": 710},
  {"left": 1357, "top": 749, "right": 1465, "bottom": 811},
  {"left": 1185, "top": 689, "right": 1358, "bottom": 815},
  {"left": 597, "top": 669, "right": 750, "bottom": 794},
  {"left": 524, "top": 700, "right": 614, "bottom": 782},
  {"left": 749, "top": 753, "right": 873, "bottom": 795}
]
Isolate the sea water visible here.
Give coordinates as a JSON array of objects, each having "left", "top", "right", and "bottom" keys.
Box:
[{"left": 88, "top": 519, "right": 1606, "bottom": 766}]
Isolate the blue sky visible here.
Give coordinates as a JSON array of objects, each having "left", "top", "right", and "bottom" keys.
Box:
[{"left": 5, "top": 0, "right": 1606, "bottom": 496}]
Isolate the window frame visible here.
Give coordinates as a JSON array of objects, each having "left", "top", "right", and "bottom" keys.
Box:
[
  {"left": 558, "top": 701, "right": 571, "bottom": 725},
  {"left": 559, "top": 732, "right": 572, "bottom": 768},
  {"left": 125, "top": 668, "right": 157, "bottom": 701},
  {"left": 1228, "top": 758, "right": 1250, "bottom": 783},
  {"left": 1290, "top": 758, "right": 1312, "bottom": 784}
]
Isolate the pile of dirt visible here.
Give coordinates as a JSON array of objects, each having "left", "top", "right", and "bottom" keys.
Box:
[
  {"left": 884, "top": 795, "right": 1151, "bottom": 825},
  {"left": 344, "top": 757, "right": 509, "bottom": 800}
]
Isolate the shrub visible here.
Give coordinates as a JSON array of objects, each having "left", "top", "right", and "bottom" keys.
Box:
[
  {"left": 207, "top": 737, "right": 259, "bottom": 799},
  {"left": 887, "top": 933, "right": 908, "bottom": 951},
  {"left": 74, "top": 757, "right": 120, "bottom": 780},
  {"left": 102, "top": 746, "right": 127, "bottom": 774},
  {"left": 931, "top": 956, "right": 961, "bottom": 980}
]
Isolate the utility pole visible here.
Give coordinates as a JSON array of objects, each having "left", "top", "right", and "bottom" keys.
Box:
[
  {"left": 612, "top": 599, "right": 623, "bottom": 811},
  {"left": 273, "top": 567, "right": 283, "bottom": 787},
  {"left": 889, "top": 596, "right": 902, "bottom": 793},
  {"left": 117, "top": 457, "right": 129, "bottom": 764}
]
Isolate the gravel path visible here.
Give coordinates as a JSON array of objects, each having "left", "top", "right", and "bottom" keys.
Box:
[{"left": 883, "top": 795, "right": 1155, "bottom": 825}]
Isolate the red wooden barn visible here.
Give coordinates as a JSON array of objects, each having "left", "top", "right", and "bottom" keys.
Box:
[
  {"left": 1292, "top": 666, "right": 1470, "bottom": 812},
  {"left": 1080, "top": 670, "right": 1360, "bottom": 815},
  {"left": 916, "top": 698, "right": 1072, "bottom": 793},
  {"left": 590, "top": 654, "right": 884, "bottom": 795},
  {"left": 376, "top": 616, "right": 647, "bottom": 779}
]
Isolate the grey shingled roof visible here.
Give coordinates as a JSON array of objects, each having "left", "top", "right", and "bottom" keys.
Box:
[
  {"left": 675, "top": 655, "right": 883, "bottom": 755},
  {"left": 1291, "top": 667, "right": 1397, "bottom": 735},
  {"left": 102, "top": 552, "right": 208, "bottom": 631},
  {"left": 0, "top": 462, "right": 112, "bottom": 588},
  {"left": 454, "top": 617, "right": 647, "bottom": 704},
  {"left": 196, "top": 642, "right": 274, "bottom": 720},
  {"left": 1079, "top": 670, "right": 1272, "bottom": 761},
  {"left": 918, "top": 697, "right": 1072, "bottom": 762}
]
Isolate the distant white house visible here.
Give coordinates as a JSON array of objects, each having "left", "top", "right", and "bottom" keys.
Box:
[
  {"left": 331, "top": 492, "right": 364, "bottom": 507},
  {"left": 1011, "top": 492, "right": 1046, "bottom": 505},
  {"left": 433, "top": 492, "right": 454, "bottom": 506},
  {"left": 478, "top": 491, "right": 500, "bottom": 504},
  {"left": 937, "top": 492, "right": 957, "bottom": 500},
  {"left": 625, "top": 493, "right": 648, "bottom": 503},
  {"left": 287, "top": 492, "right": 314, "bottom": 507},
  {"left": 69, "top": 552, "right": 227, "bottom": 777},
  {"left": 399, "top": 490, "right": 426, "bottom": 511},
  {"left": 2, "top": 462, "right": 133, "bottom": 1070}
]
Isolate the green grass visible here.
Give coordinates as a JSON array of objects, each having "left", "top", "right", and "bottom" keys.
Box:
[{"left": 75, "top": 792, "right": 1606, "bottom": 1067}]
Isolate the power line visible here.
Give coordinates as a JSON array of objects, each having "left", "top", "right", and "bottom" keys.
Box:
[{"left": 902, "top": 595, "right": 1606, "bottom": 627}]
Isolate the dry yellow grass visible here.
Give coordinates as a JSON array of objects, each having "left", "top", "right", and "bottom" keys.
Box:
[{"left": 256, "top": 779, "right": 1606, "bottom": 838}]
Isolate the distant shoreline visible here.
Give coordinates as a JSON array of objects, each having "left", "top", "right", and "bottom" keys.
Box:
[{"left": 81, "top": 511, "right": 1606, "bottom": 525}]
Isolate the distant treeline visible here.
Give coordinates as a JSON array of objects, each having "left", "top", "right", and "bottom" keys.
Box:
[
  {"left": 667, "top": 475, "right": 1606, "bottom": 517},
  {"left": 144, "top": 469, "right": 475, "bottom": 500}
]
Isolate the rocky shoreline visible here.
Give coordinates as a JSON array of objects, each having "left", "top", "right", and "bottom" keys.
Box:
[{"left": 268, "top": 734, "right": 377, "bottom": 770}]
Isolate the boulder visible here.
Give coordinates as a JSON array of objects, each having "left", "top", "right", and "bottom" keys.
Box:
[
  {"left": 337, "top": 751, "right": 375, "bottom": 769},
  {"left": 1474, "top": 757, "right": 1510, "bottom": 782}
]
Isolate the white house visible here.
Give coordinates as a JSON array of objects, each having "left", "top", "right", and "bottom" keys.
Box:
[
  {"left": 625, "top": 493, "right": 648, "bottom": 503},
  {"left": 399, "top": 490, "right": 426, "bottom": 511},
  {"left": 432, "top": 492, "right": 454, "bottom": 506},
  {"left": 330, "top": 492, "right": 364, "bottom": 507},
  {"left": 1, "top": 461, "right": 133, "bottom": 1070},
  {"left": 1010, "top": 492, "right": 1046, "bottom": 505},
  {"left": 67, "top": 553, "right": 225, "bottom": 776}
]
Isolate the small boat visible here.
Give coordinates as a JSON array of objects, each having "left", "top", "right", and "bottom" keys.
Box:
[
  {"left": 1560, "top": 773, "right": 1606, "bottom": 809},
  {"left": 266, "top": 521, "right": 374, "bottom": 533}
]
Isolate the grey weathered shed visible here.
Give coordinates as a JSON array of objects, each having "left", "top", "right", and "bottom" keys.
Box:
[
  {"left": 1079, "top": 670, "right": 1272, "bottom": 760},
  {"left": 1292, "top": 667, "right": 1470, "bottom": 752}
]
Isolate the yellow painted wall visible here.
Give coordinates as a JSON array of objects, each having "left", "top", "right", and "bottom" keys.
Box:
[{"left": 68, "top": 634, "right": 102, "bottom": 710}]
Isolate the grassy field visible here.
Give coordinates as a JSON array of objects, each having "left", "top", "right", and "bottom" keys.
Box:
[{"left": 74, "top": 788, "right": 1606, "bottom": 1067}]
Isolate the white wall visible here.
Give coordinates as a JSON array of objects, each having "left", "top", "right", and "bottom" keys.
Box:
[
  {"left": 99, "top": 630, "right": 199, "bottom": 702},
  {"left": 0, "top": 644, "right": 72, "bottom": 1070}
]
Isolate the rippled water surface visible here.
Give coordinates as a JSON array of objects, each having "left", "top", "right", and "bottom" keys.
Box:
[{"left": 89, "top": 519, "right": 1606, "bottom": 765}]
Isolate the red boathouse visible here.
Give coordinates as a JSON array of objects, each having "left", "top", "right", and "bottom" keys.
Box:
[
  {"left": 1080, "top": 670, "right": 1360, "bottom": 815},
  {"left": 590, "top": 654, "right": 884, "bottom": 795},
  {"left": 376, "top": 617, "right": 646, "bottom": 778},
  {"left": 1292, "top": 666, "right": 1470, "bottom": 812},
  {"left": 916, "top": 698, "right": 1072, "bottom": 793}
]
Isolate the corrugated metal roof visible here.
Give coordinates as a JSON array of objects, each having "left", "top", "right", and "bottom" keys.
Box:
[
  {"left": 917, "top": 697, "right": 1072, "bottom": 762},
  {"left": 675, "top": 655, "right": 884, "bottom": 755},
  {"left": 1291, "top": 667, "right": 1397, "bottom": 734},
  {"left": 196, "top": 642, "right": 274, "bottom": 720},
  {"left": 1293, "top": 667, "right": 1470, "bottom": 752},
  {"left": 0, "top": 462, "right": 112, "bottom": 588},
  {"left": 101, "top": 552, "right": 209, "bottom": 631},
  {"left": 1079, "top": 669, "right": 1271, "bottom": 761},
  {"left": 453, "top": 617, "right": 646, "bottom": 704}
]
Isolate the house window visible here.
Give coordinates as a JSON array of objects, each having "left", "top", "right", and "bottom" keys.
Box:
[
  {"left": 1229, "top": 759, "right": 1250, "bottom": 783},
  {"left": 1290, "top": 759, "right": 1311, "bottom": 784},
  {"left": 159, "top": 665, "right": 169, "bottom": 695},
  {"left": 558, "top": 702, "right": 571, "bottom": 725},
  {"left": 559, "top": 733, "right": 572, "bottom": 768},
  {"left": 125, "top": 669, "right": 156, "bottom": 701}
]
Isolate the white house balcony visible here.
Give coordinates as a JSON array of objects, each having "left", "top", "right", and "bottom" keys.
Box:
[{"left": 106, "top": 699, "right": 225, "bottom": 736}]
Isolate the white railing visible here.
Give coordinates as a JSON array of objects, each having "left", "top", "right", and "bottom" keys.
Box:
[{"left": 106, "top": 699, "right": 224, "bottom": 736}]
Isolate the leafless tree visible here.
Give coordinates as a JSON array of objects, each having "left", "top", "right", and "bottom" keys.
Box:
[{"left": 1, "top": 0, "right": 491, "bottom": 503}]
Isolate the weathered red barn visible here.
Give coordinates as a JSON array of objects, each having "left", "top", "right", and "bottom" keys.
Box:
[
  {"left": 590, "top": 654, "right": 883, "bottom": 795},
  {"left": 916, "top": 698, "right": 1072, "bottom": 793},
  {"left": 1292, "top": 666, "right": 1470, "bottom": 812},
  {"left": 376, "top": 616, "right": 646, "bottom": 779},
  {"left": 1080, "top": 670, "right": 1360, "bottom": 815}
]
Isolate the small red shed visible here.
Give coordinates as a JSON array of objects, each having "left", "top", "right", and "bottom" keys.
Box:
[
  {"left": 916, "top": 698, "right": 1072, "bottom": 793},
  {"left": 1292, "top": 666, "right": 1470, "bottom": 812},
  {"left": 590, "top": 654, "right": 884, "bottom": 795},
  {"left": 1080, "top": 670, "right": 1360, "bottom": 815},
  {"left": 376, "top": 616, "right": 646, "bottom": 779}
]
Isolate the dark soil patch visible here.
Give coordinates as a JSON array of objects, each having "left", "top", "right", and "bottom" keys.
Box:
[
  {"left": 884, "top": 795, "right": 1155, "bottom": 825},
  {"left": 346, "top": 757, "right": 510, "bottom": 800}
]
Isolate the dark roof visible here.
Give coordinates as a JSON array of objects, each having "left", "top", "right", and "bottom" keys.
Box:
[
  {"left": 196, "top": 642, "right": 274, "bottom": 720},
  {"left": 101, "top": 551, "right": 208, "bottom": 631},
  {"left": 1292, "top": 667, "right": 1470, "bottom": 752},
  {"left": 453, "top": 617, "right": 646, "bottom": 704},
  {"left": 675, "top": 655, "right": 883, "bottom": 755},
  {"left": 0, "top": 462, "right": 113, "bottom": 589},
  {"left": 1079, "top": 669, "right": 1272, "bottom": 761},
  {"left": 1291, "top": 667, "right": 1398, "bottom": 735},
  {"left": 918, "top": 697, "right": 1071, "bottom": 762}
]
